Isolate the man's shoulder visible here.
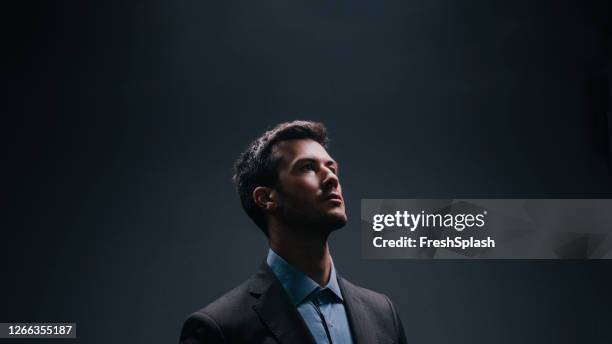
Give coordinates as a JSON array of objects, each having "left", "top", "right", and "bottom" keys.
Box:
[
  {"left": 180, "top": 278, "right": 261, "bottom": 343},
  {"left": 187, "top": 278, "right": 255, "bottom": 324}
]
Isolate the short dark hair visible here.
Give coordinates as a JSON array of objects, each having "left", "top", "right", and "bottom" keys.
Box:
[{"left": 232, "top": 120, "right": 329, "bottom": 236}]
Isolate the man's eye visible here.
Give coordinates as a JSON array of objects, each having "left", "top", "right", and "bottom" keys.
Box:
[{"left": 301, "top": 163, "right": 316, "bottom": 171}]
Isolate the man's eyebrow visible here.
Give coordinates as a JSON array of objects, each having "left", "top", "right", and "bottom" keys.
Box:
[{"left": 291, "top": 157, "right": 338, "bottom": 168}]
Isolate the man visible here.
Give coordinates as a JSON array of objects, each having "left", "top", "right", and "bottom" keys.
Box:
[{"left": 180, "top": 120, "right": 407, "bottom": 344}]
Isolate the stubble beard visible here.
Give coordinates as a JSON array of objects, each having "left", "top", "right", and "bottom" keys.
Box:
[{"left": 275, "top": 192, "right": 347, "bottom": 235}]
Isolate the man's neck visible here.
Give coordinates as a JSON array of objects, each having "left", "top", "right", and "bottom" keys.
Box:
[{"left": 269, "top": 231, "right": 332, "bottom": 287}]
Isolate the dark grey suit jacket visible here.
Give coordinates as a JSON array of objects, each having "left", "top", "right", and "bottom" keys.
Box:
[{"left": 180, "top": 261, "right": 407, "bottom": 344}]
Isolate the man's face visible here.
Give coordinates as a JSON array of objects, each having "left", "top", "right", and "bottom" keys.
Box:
[{"left": 272, "top": 139, "right": 347, "bottom": 232}]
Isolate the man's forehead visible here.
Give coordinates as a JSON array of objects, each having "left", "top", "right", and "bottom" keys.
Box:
[{"left": 272, "top": 139, "right": 332, "bottom": 164}]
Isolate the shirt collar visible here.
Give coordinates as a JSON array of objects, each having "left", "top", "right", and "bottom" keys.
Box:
[{"left": 266, "top": 248, "right": 344, "bottom": 306}]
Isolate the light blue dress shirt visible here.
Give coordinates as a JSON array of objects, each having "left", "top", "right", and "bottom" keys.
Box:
[{"left": 266, "top": 249, "right": 354, "bottom": 344}]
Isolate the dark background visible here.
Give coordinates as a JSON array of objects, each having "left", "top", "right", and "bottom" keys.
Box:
[{"left": 3, "top": 1, "right": 612, "bottom": 343}]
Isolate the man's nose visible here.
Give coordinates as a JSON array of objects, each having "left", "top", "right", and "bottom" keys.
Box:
[{"left": 321, "top": 167, "right": 339, "bottom": 190}]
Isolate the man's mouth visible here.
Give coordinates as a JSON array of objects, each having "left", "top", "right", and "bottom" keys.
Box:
[{"left": 323, "top": 193, "right": 343, "bottom": 202}]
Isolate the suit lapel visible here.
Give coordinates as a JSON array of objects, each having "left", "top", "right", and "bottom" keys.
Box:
[
  {"left": 250, "top": 262, "right": 316, "bottom": 344},
  {"left": 338, "top": 277, "right": 379, "bottom": 344}
]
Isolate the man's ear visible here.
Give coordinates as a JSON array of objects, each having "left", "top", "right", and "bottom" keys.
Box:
[{"left": 253, "top": 186, "right": 278, "bottom": 211}]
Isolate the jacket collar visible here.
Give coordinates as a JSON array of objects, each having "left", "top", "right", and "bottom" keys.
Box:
[
  {"left": 247, "top": 260, "right": 375, "bottom": 344},
  {"left": 249, "top": 261, "right": 317, "bottom": 344},
  {"left": 337, "top": 276, "right": 379, "bottom": 344}
]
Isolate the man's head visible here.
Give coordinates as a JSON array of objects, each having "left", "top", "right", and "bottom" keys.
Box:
[{"left": 232, "top": 121, "right": 347, "bottom": 237}]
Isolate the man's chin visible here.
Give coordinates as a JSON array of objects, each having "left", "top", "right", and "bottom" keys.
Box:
[{"left": 325, "top": 212, "right": 347, "bottom": 232}]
